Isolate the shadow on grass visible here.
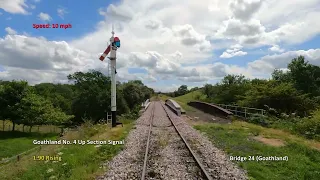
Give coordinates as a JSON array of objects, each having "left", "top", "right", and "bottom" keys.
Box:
[{"left": 0, "top": 131, "right": 58, "bottom": 140}]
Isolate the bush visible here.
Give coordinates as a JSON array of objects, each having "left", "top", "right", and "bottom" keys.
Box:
[
  {"left": 247, "top": 114, "right": 271, "bottom": 127},
  {"left": 295, "top": 109, "right": 320, "bottom": 140}
]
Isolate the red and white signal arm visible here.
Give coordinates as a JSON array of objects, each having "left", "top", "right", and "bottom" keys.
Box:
[{"left": 99, "top": 37, "right": 120, "bottom": 61}]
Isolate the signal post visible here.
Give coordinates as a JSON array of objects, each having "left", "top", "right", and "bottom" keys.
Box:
[{"left": 99, "top": 28, "right": 121, "bottom": 127}]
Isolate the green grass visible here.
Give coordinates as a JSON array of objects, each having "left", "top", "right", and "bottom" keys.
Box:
[
  {"left": 158, "top": 94, "right": 170, "bottom": 101},
  {"left": 173, "top": 90, "right": 205, "bottom": 103},
  {"left": 157, "top": 90, "right": 206, "bottom": 112},
  {"left": 0, "top": 131, "right": 58, "bottom": 159},
  {"left": 0, "top": 120, "right": 60, "bottom": 159},
  {"left": 194, "top": 121, "right": 320, "bottom": 180},
  {"left": 0, "top": 119, "right": 134, "bottom": 180},
  {"left": 173, "top": 90, "right": 206, "bottom": 112}
]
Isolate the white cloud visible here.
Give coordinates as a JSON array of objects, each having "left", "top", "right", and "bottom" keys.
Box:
[
  {"left": 0, "top": 0, "right": 29, "bottom": 14},
  {"left": 229, "top": 0, "right": 264, "bottom": 21},
  {"left": 151, "top": 84, "right": 181, "bottom": 93},
  {"left": 249, "top": 49, "right": 320, "bottom": 73},
  {"left": 214, "top": 0, "right": 320, "bottom": 47},
  {"left": 220, "top": 50, "right": 247, "bottom": 58},
  {"left": 1, "top": 0, "right": 320, "bottom": 91},
  {"left": 0, "top": 34, "right": 104, "bottom": 84},
  {"left": 57, "top": 7, "right": 67, "bottom": 19},
  {"left": 269, "top": 45, "right": 284, "bottom": 53},
  {"left": 0, "top": 66, "right": 69, "bottom": 85},
  {"left": 257, "top": 0, "right": 320, "bottom": 26},
  {"left": 116, "top": 70, "right": 157, "bottom": 83},
  {"left": 0, "top": 12, "right": 3, "bottom": 15},
  {"left": 218, "top": 18, "right": 265, "bottom": 38},
  {"left": 220, "top": 44, "right": 248, "bottom": 58},
  {"left": 5, "top": 27, "right": 17, "bottom": 35},
  {"left": 178, "top": 76, "right": 210, "bottom": 82},
  {"left": 38, "top": 12, "right": 52, "bottom": 21},
  {"left": 34, "top": 0, "right": 41, "bottom": 3},
  {"left": 30, "top": 5, "right": 36, "bottom": 9}
]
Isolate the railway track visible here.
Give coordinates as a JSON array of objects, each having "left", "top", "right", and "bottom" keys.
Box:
[{"left": 141, "top": 101, "right": 213, "bottom": 180}]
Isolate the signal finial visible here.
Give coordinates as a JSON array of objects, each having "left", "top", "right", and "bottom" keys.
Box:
[{"left": 111, "top": 23, "right": 115, "bottom": 37}]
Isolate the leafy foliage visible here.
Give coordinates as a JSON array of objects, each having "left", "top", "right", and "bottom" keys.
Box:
[
  {"left": 0, "top": 70, "right": 154, "bottom": 129},
  {"left": 67, "top": 70, "right": 153, "bottom": 123},
  {"left": 247, "top": 114, "right": 271, "bottom": 127},
  {"left": 0, "top": 81, "right": 29, "bottom": 130},
  {"left": 238, "top": 81, "right": 316, "bottom": 116},
  {"left": 201, "top": 57, "right": 319, "bottom": 117},
  {"left": 34, "top": 83, "right": 74, "bottom": 114},
  {"left": 162, "top": 85, "right": 195, "bottom": 97},
  {"left": 193, "top": 56, "right": 320, "bottom": 139},
  {"left": 0, "top": 81, "right": 73, "bottom": 131},
  {"left": 296, "top": 109, "right": 320, "bottom": 140}
]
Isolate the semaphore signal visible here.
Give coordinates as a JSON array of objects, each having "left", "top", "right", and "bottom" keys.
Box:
[{"left": 98, "top": 25, "right": 121, "bottom": 127}]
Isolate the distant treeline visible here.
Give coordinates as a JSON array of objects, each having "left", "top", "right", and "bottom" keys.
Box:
[
  {"left": 201, "top": 56, "right": 320, "bottom": 117},
  {"left": 167, "top": 56, "right": 320, "bottom": 140},
  {"left": 0, "top": 70, "right": 154, "bottom": 131},
  {"left": 162, "top": 85, "right": 200, "bottom": 97}
]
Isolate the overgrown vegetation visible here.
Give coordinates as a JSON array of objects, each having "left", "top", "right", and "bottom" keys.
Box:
[
  {"left": 169, "top": 56, "right": 320, "bottom": 140},
  {"left": 162, "top": 85, "right": 199, "bottom": 97},
  {"left": 203, "top": 56, "right": 319, "bottom": 114},
  {"left": 0, "top": 70, "right": 154, "bottom": 131}
]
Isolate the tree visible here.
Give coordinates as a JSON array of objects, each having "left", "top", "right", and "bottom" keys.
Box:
[
  {"left": 203, "top": 84, "right": 214, "bottom": 99},
  {"left": 18, "top": 91, "right": 73, "bottom": 132},
  {"left": 0, "top": 81, "right": 29, "bottom": 131},
  {"left": 174, "top": 85, "right": 188, "bottom": 96},
  {"left": 238, "top": 80, "right": 315, "bottom": 116},
  {"left": 207, "top": 74, "right": 250, "bottom": 104},
  {"left": 122, "top": 82, "right": 144, "bottom": 109},
  {"left": 34, "top": 83, "right": 74, "bottom": 114},
  {"left": 287, "top": 56, "right": 320, "bottom": 97},
  {"left": 190, "top": 87, "right": 199, "bottom": 92},
  {"left": 68, "top": 70, "right": 112, "bottom": 123},
  {"left": 272, "top": 69, "right": 292, "bottom": 82},
  {"left": 221, "top": 74, "right": 248, "bottom": 85}
]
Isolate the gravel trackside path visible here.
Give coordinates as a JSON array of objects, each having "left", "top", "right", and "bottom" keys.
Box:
[
  {"left": 143, "top": 102, "right": 203, "bottom": 180},
  {"left": 97, "top": 101, "right": 247, "bottom": 180}
]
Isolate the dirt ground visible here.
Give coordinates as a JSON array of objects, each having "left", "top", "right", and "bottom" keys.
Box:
[{"left": 252, "top": 136, "right": 286, "bottom": 147}]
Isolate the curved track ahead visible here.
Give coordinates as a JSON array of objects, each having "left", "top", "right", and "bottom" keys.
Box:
[{"left": 141, "top": 101, "right": 213, "bottom": 180}]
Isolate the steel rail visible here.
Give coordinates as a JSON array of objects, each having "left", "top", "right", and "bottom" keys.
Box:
[
  {"left": 160, "top": 102, "right": 213, "bottom": 180},
  {"left": 141, "top": 101, "right": 213, "bottom": 180},
  {"left": 141, "top": 102, "right": 155, "bottom": 180}
]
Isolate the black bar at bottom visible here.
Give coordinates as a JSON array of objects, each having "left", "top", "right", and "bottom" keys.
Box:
[{"left": 111, "top": 111, "right": 116, "bottom": 127}]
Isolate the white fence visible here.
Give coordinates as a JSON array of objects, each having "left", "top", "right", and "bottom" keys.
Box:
[{"left": 217, "top": 104, "right": 266, "bottom": 118}]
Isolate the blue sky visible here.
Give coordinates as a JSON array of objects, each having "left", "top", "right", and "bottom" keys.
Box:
[
  {"left": 0, "top": 0, "right": 319, "bottom": 92},
  {"left": 0, "top": 1, "right": 111, "bottom": 41}
]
